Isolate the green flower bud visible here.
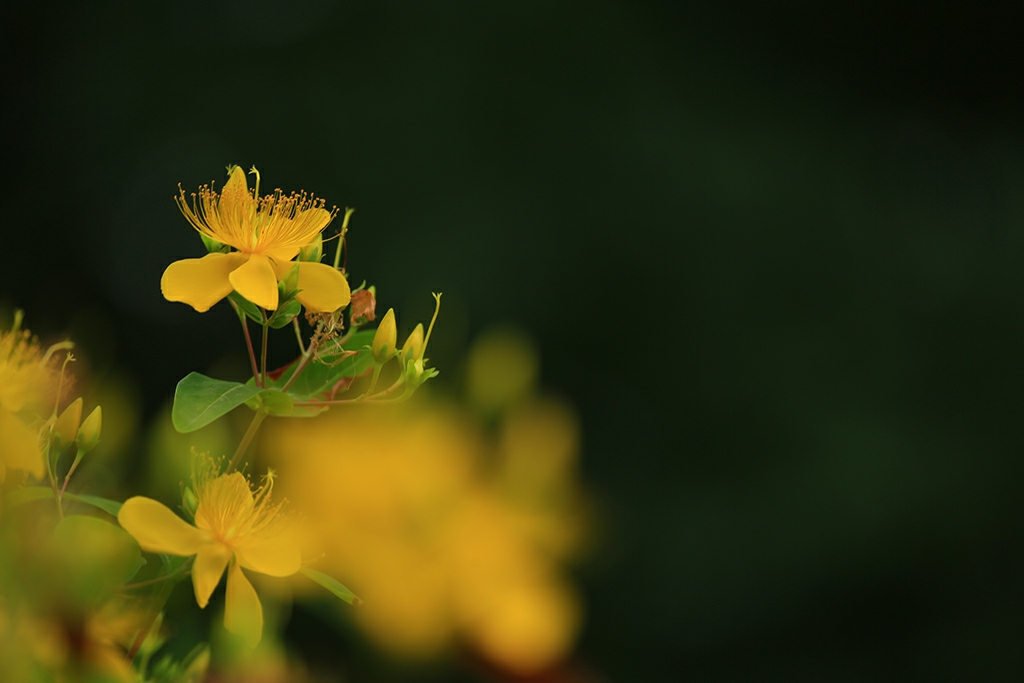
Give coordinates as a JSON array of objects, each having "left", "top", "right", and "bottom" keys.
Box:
[
  {"left": 76, "top": 405, "right": 102, "bottom": 453},
  {"left": 372, "top": 308, "right": 397, "bottom": 363},
  {"left": 279, "top": 263, "right": 300, "bottom": 295},
  {"left": 182, "top": 486, "right": 199, "bottom": 519},
  {"left": 200, "top": 232, "right": 228, "bottom": 254},
  {"left": 400, "top": 323, "right": 425, "bottom": 364},
  {"left": 299, "top": 233, "right": 323, "bottom": 262},
  {"left": 52, "top": 397, "right": 83, "bottom": 450}
]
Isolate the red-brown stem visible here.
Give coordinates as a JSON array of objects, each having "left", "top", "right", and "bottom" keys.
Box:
[{"left": 237, "top": 310, "right": 262, "bottom": 388}]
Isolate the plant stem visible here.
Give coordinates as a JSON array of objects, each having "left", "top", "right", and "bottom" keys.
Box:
[
  {"left": 236, "top": 305, "right": 262, "bottom": 387},
  {"left": 119, "top": 557, "right": 193, "bottom": 592},
  {"left": 292, "top": 317, "right": 306, "bottom": 354},
  {"left": 228, "top": 410, "right": 267, "bottom": 473},
  {"left": 260, "top": 319, "right": 270, "bottom": 387},
  {"left": 43, "top": 443, "right": 63, "bottom": 520},
  {"left": 125, "top": 575, "right": 175, "bottom": 663}
]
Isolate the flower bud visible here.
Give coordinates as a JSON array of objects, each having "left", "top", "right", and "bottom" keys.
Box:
[
  {"left": 279, "top": 263, "right": 300, "bottom": 295},
  {"left": 52, "top": 397, "right": 83, "bottom": 450},
  {"left": 372, "top": 308, "right": 397, "bottom": 363},
  {"left": 182, "top": 486, "right": 199, "bottom": 519},
  {"left": 400, "top": 323, "right": 425, "bottom": 364},
  {"left": 76, "top": 405, "right": 102, "bottom": 452},
  {"left": 299, "top": 233, "right": 323, "bottom": 262},
  {"left": 200, "top": 232, "right": 228, "bottom": 254}
]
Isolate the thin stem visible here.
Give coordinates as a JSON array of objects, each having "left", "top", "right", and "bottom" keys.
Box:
[
  {"left": 228, "top": 410, "right": 267, "bottom": 473},
  {"left": 125, "top": 576, "right": 176, "bottom": 662},
  {"left": 43, "top": 443, "right": 63, "bottom": 520},
  {"left": 233, "top": 302, "right": 262, "bottom": 387},
  {"left": 260, "top": 318, "right": 270, "bottom": 387},
  {"left": 333, "top": 208, "right": 355, "bottom": 270},
  {"left": 280, "top": 350, "right": 313, "bottom": 393},
  {"left": 292, "top": 317, "right": 306, "bottom": 354},
  {"left": 119, "top": 557, "right": 193, "bottom": 592}
]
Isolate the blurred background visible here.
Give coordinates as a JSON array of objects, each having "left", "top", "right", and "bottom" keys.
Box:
[{"left": 3, "top": 1, "right": 1024, "bottom": 681}]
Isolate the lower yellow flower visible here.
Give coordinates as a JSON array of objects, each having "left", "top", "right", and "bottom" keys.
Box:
[{"left": 117, "top": 459, "right": 301, "bottom": 646}]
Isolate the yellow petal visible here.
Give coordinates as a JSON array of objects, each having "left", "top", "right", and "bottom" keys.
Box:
[
  {"left": 233, "top": 532, "right": 302, "bottom": 577},
  {"left": 117, "top": 497, "right": 207, "bottom": 556},
  {"left": 293, "top": 261, "right": 352, "bottom": 312},
  {"left": 161, "top": 253, "right": 248, "bottom": 312},
  {"left": 192, "top": 543, "right": 231, "bottom": 608},
  {"left": 0, "top": 407, "right": 44, "bottom": 478},
  {"left": 264, "top": 245, "right": 302, "bottom": 263},
  {"left": 224, "top": 561, "right": 263, "bottom": 647},
  {"left": 228, "top": 253, "right": 279, "bottom": 310}
]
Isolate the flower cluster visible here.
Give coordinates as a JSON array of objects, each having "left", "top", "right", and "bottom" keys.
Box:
[{"left": 0, "top": 164, "right": 592, "bottom": 683}]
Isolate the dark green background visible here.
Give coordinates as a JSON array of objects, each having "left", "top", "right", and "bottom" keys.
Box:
[{"left": 3, "top": 2, "right": 1024, "bottom": 681}]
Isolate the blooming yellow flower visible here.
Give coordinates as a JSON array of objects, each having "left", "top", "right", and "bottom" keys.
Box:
[
  {"left": 0, "top": 311, "right": 67, "bottom": 483},
  {"left": 161, "top": 165, "right": 351, "bottom": 313},
  {"left": 117, "top": 459, "right": 301, "bottom": 646}
]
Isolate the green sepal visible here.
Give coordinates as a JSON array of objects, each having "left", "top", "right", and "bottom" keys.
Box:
[
  {"left": 228, "top": 291, "right": 264, "bottom": 325},
  {"left": 200, "top": 233, "right": 229, "bottom": 254},
  {"left": 301, "top": 567, "right": 362, "bottom": 606},
  {"left": 267, "top": 297, "right": 302, "bottom": 329},
  {"left": 172, "top": 372, "right": 262, "bottom": 433}
]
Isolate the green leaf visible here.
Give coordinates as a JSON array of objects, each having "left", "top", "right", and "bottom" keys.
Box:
[
  {"left": 172, "top": 373, "right": 262, "bottom": 433},
  {"left": 263, "top": 330, "right": 377, "bottom": 401},
  {"left": 65, "top": 493, "right": 123, "bottom": 516},
  {"left": 2, "top": 486, "right": 53, "bottom": 508},
  {"left": 252, "top": 388, "right": 295, "bottom": 416},
  {"left": 301, "top": 567, "right": 362, "bottom": 606},
  {"left": 53, "top": 515, "right": 143, "bottom": 595},
  {"left": 2, "top": 487, "right": 122, "bottom": 517}
]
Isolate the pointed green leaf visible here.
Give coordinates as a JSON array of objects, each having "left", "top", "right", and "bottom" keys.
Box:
[
  {"left": 2, "top": 487, "right": 123, "bottom": 517},
  {"left": 65, "top": 493, "right": 123, "bottom": 516},
  {"left": 172, "top": 373, "right": 262, "bottom": 433},
  {"left": 2, "top": 486, "right": 53, "bottom": 508}
]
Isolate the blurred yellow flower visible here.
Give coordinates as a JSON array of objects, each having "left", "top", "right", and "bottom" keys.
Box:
[
  {"left": 161, "top": 165, "right": 351, "bottom": 313},
  {"left": 0, "top": 311, "right": 68, "bottom": 483},
  {"left": 0, "top": 601, "right": 141, "bottom": 683},
  {"left": 265, "top": 390, "right": 588, "bottom": 674},
  {"left": 117, "top": 458, "right": 301, "bottom": 646}
]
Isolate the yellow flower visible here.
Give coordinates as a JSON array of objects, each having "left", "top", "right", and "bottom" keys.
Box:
[
  {"left": 161, "top": 165, "right": 351, "bottom": 313},
  {"left": 0, "top": 311, "right": 67, "bottom": 483},
  {"left": 117, "top": 459, "right": 301, "bottom": 646}
]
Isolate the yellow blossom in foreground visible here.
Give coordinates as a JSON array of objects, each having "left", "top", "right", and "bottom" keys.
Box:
[
  {"left": 0, "top": 312, "right": 68, "bottom": 483},
  {"left": 117, "top": 459, "right": 301, "bottom": 646},
  {"left": 264, "top": 398, "right": 587, "bottom": 674},
  {"left": 161, "top": 165, "right": 351, "bottom": 313}
]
